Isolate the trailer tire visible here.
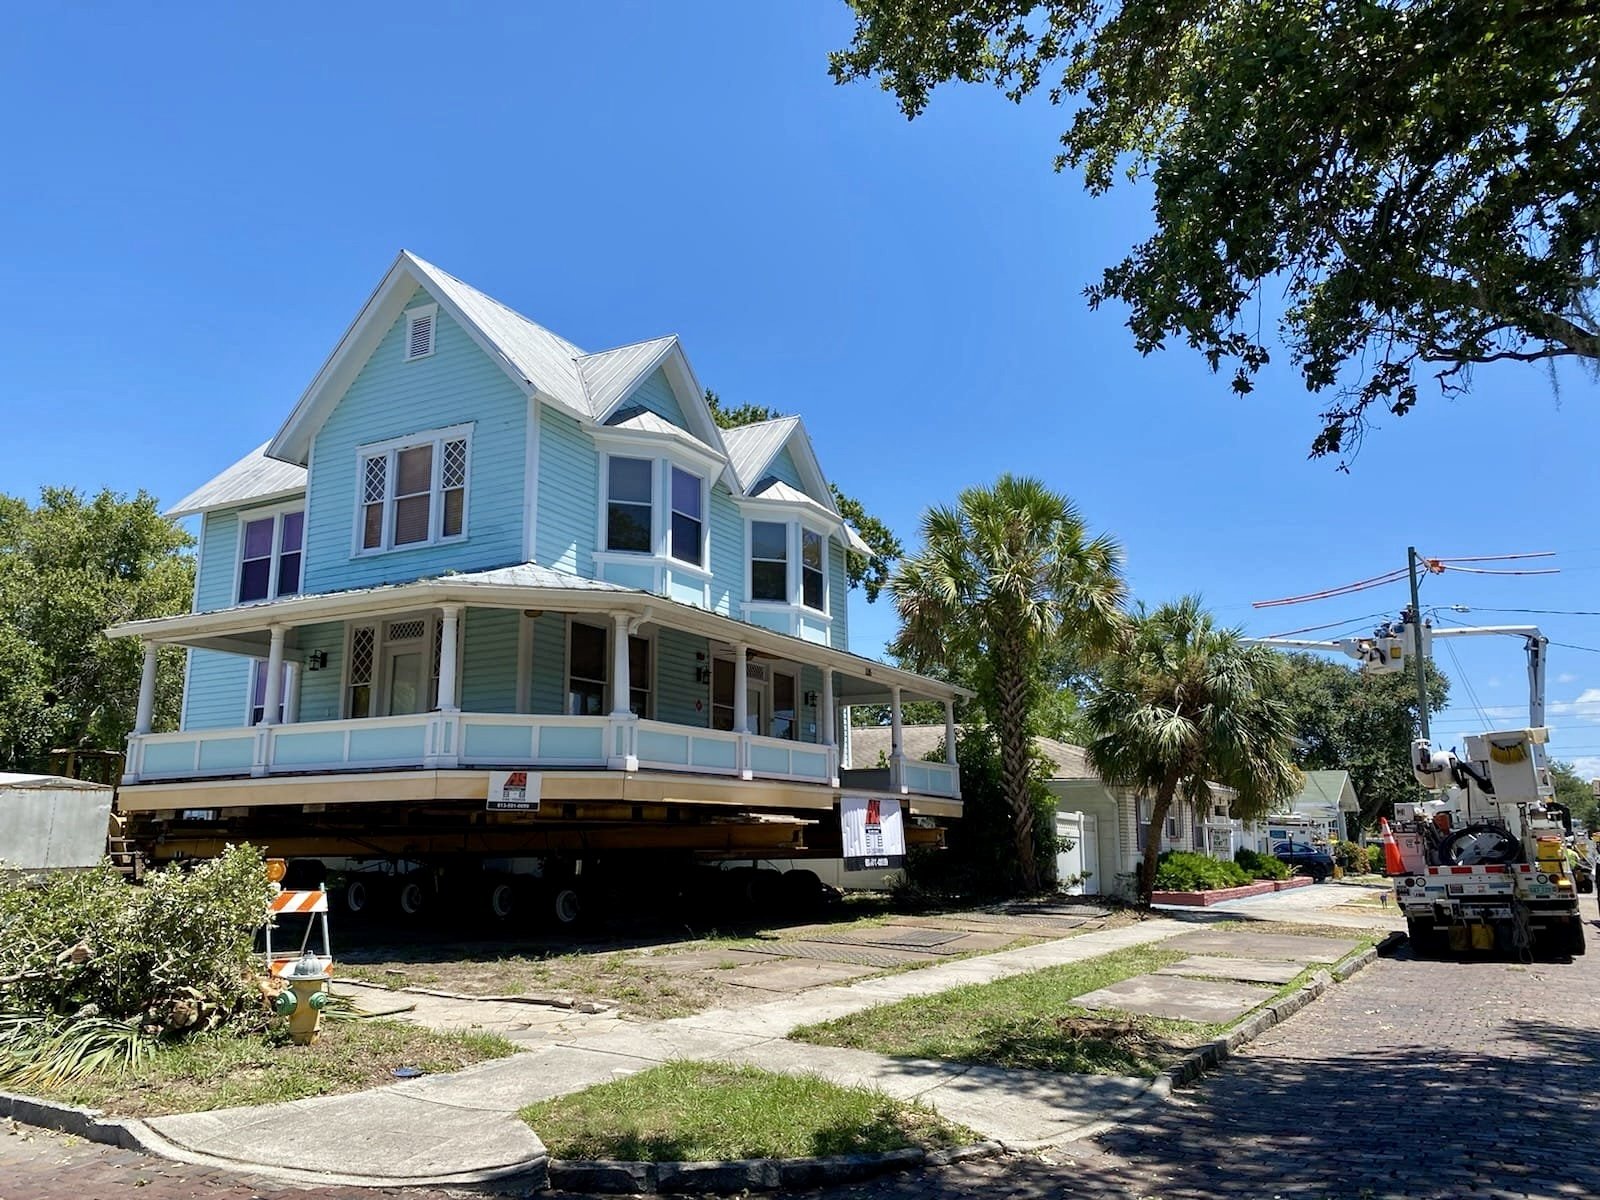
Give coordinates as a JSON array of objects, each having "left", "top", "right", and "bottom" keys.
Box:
[
  {"left": 396, "top": 877, "right": 429, "bottom": 919},
  {"left": 779, "top": 869, "right": 827, "bottom": 913},
  {"left": 342, "top": 877, "right": 376, "bottom": 919},
  {"left": 548, "top": 884, "right": 582, "bottom": 929},
  {"left": 484, "top": 879, "right": 519, "bottom": 923},
  {"left": 1565, "top": 918, "right": 1586, "bottom": 957}
]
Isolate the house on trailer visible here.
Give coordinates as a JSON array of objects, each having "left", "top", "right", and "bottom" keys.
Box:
[
  {"left": 109, "top": 252, "right": 964, "bottom": 915},
  {"left": 848, "top": 724, "right": 1235, "bottom": 899}
]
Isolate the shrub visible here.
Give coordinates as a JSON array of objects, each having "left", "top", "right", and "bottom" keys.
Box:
[
  {"left": 0, "top": 844, "right": 274, "bottom": 1034},
  {"left": 1234, "top": 848, "right": 1292, "bottom": 880},
  {"left": 1153, "top": 851, "right": 1251, "bottom": 892},
  {"left": 1333, "top": 840, "right": 1371, "bottom": 874}
]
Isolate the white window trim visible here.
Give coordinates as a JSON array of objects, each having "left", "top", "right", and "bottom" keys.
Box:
[
  {"left": 339, "top": 613, "right": 461, "bottom": 717},
  {"left": 598, "top": 451, "right": 657, "bottom": 558},
  {"left": 232, "top": 501, "right": 306, "bottom": 607},
  {"left": 403, "top": 303, "right": 438, "bottom": 362},
  {"left": 741, "top": 517, "right": 834, "bottom": 623},
  {"left": 563, "top": 616, "right": 656, "bottom": 719},
  {"left": 351, "top": 422, "right": 473, "bottom": 557},
  {"left": 667, "top": 462, "right": 710, "bottom": 570}
]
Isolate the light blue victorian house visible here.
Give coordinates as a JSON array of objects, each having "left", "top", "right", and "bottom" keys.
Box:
[{"left": 111, "top": 253, "right": 962, "bottom": 870}]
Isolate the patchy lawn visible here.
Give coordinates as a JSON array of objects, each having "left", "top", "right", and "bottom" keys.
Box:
[
  {"left": 35, "top": 1019, "right": 514, "bottom": 1118},
  {"left": 791, "top": 944, "right": 1214, "bottom": 1078},
  {"left": 519, "top": 1061, "right": 974, "bottom": 1161}
]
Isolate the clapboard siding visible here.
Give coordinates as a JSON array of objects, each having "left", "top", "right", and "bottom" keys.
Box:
[
  {"left": 461, "top": 607, "right": 521, "bottom": 712},
  {"left": 535, "top": 405, "right": 598, "bottom": 576}
]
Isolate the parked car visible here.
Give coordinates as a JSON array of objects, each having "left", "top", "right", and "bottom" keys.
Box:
[{"left": 1271, "top": 839, "right": 1336, "bottom": 882}]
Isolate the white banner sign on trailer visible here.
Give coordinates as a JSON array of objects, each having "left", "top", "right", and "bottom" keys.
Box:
[
  {"left": 841, "top": 794, "right": 905, "bottom": 871},
  {"left": 486, "top": 770, "right": 540, "bottom": 812}
]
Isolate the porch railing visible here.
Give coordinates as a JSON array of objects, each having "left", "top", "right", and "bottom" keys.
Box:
[{"left": 123, "top": 712, "right": 862, "bottom": 793}]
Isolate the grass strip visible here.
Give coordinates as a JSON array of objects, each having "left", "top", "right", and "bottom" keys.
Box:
[
  {"left": 32, "top": 1019, "right": 514, "bottom": 1118},
  {"left": 791, "top": 943, "right": 1212, "bottom": 1078},
  {"left": 519, "top": 1060, "right": 973, "bottom": 1161}
]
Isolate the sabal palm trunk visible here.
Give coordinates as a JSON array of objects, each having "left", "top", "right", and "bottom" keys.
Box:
[
  {"left": 994, "top": 648, "right": 1039, "bottom": 893},
  {"left": 1139, "top": 774, "right": 1180, "bottom": 906}
]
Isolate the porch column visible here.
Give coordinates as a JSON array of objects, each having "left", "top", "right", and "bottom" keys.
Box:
[
  {"left": 133, "top": 642, "right": 159, "bottom": 735},
  {"left": 437, "top": 604, "right": 461, "bottom": 713},
  {"left": 820, "top": 669, "right": 838, "bottom": 787},
  {"left": 283, "top": 662, "right": 302, "bottom": 725},
  {"left": 943, "top": 698, "right": 957, "bottom": 766},
  {"left": 733, "top": 644, "right": 749, "bottom": 732},
  {"left": 610, "top": 612, "right": 632, "bottom": 717},
  {"left": 890, "top": 685, "right": 906, "bottom": 792},
  {"left": 262, "top": 626, "right": 287, "bottom": 726}
]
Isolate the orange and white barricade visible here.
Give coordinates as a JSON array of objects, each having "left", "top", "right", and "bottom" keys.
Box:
[{"left": 262, "top": 888, "right": 333, "bottom": 979}]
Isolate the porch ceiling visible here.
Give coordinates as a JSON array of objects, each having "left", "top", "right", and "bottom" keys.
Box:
[{"left": 108, "top": 565, "right": 969, "bottom": 703}]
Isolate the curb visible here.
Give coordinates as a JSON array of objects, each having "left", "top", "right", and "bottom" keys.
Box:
[
  {"left": 548, "top": 1141, "right": 1005, "bottom": 1194},
  {"left": 1165, "top": 942, "right": 1384, "bottom": 1086},
  {"left": 0, "top": 1090, "right": 550, "bottom": 1191}
]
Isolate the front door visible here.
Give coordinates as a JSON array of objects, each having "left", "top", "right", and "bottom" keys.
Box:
[{"left": 386, "top": 646, "right": 427, "bottom": 715}]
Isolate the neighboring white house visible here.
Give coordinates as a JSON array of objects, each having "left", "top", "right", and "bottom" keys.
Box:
[
  {"left": 1239, "top": 769, "right": 1359, "bottom": 853},
  {"left": 849, "top": 724, "right": 1236, "bottom": 900}
]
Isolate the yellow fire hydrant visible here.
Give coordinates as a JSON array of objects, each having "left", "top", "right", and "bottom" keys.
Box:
[{"left": 273, "top": 952, "right": 330, "bottom": 1045}]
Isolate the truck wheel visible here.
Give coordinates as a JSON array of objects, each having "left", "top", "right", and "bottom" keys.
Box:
[
  {"left": 549, "top": 884, "right": 582, "bottom": 929},
  {"left": 484, "top": 879, "right": 519, "bottom": 923},
  {"left": 396, "top": 877, "right": 429, "bottom": 919},
  {"left": 779, "top": 869, "right": 826, "bottom": 914},
  {"left": 1406, "top": 917, "right": 1442, "bottom": 958},
  {"left": 1566, "top": 918, "right": 1587, "bottom": 957},
  {"left": 342, "top": 877, "right": 375, "bottom": 919}
]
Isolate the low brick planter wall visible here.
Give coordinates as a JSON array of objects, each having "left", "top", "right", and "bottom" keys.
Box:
[{"left": 1153, "top": 875, "right": 1314, "bottom": 906}]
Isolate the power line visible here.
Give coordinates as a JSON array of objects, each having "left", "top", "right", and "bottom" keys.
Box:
[{"left": 1449, "top": 606, "right": 1600, "bottom": 618}]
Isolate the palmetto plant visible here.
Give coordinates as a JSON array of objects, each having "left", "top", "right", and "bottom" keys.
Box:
[
  {"left": 1086, "top": 596, "right": 1300, "bottom": 905},
  {"left": 0, "top": 1010, "right": 151, "bottom": 1089},
  {"left": 891, "top": 475, "right": 1125, "bottom": 892}
]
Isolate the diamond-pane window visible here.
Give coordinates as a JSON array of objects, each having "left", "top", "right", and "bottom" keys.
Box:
[
  {"left": 348, "top": 626, "right": 375, "bottom": 719},
  {"left": 442, "top": 440, "right": 467, "bottom": 488},
  {"left": 357, "top": 429, "right": 468, "bottom": 552},
  {"left": 388, "top": 619, "right": 425, "bottom": 642}
]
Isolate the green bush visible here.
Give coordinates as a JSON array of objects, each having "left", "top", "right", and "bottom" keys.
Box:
[
  {"left": 1234, "top": 848, "right": 1292, "bottom": 880},
  {"left": 0, "top": 845, "right": 274, "bottom": 1034},
  {"left": 1153, "top": 851, "right": 1251, "bottom": 892},
  {"left": 1333, "top": 840, "right": 1371, "bottom": 874}
]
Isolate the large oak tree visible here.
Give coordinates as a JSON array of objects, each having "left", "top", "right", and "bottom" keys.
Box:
[{"left": 832, "top": 0, "right": 1600, "bottom": 458}]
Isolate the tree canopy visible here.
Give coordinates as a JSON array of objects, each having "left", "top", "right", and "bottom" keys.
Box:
[
  {"left": 705, "top": 390, "right": 903, "bottom": 599},
  {"left": 891, "top": 474, "right": 1125, "bottom": 891},
  {"left": 1274, "top": 650, "right": 1450, "bottom": 824},
  {"left": 1550, "top": 759, "right": 1599, "bottom": 831},
  {"left": 0, "top": 488, "right": 193, "bottom": 773},
  {"left": 832, "top": 0, "right": 1600, "bottom": 459},
  {"left": 1087, "top": 597, "right": 1300, "bottom": 903}
]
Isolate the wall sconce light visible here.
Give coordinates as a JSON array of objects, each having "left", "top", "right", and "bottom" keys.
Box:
[
  {"left": 306, "top": 650, "right": 329, "bottom": 672},
  {"left": 695, "top": 666, "right": 711, "bottom": 685},
  {"left": 803, "top": 691, "right": 819, "bottom": 707}
]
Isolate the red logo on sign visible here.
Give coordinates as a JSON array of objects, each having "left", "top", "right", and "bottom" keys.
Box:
[{"left": 866, "top": 799, "right": 881, "bottom": 827}]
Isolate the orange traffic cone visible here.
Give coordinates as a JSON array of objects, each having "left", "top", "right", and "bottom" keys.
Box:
[{"left": 1379, "top": 818, "right": 1405, "bottom": 875}]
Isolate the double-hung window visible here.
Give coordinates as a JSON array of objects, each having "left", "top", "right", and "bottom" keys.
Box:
[
  {"left": 248, "top": 660, "right": 287, "bottom": 726},
  {"left": 357, "top": 427, "right": 469, "bottom": 552},
  {"left": 669, "top": 466, "right": 704, "bottom": 566},
  {"left": 606, "top": 457, "right": 653, "bottom": 553},
  {"left": 566, "top": 621, "right": 651, "bottom": 716},
  {"left": 801, "top": 529, "right": 825, "bottom": 611},
  {"left": 238, "top": 510, "right": 304, "bottom": 603},
  {"left": 751, "top": 521, "right": 788, "bottom": 602}
]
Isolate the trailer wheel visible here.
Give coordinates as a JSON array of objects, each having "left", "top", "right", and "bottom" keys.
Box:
[
  {"left": 485, "top": 879, "right": 519, "bottom": 923},
  {"left": 343, "top": 877, "right": 375, "bottom": 918},
  {"left": 779, "top": 869, "right": 827, "bottom": 914},
  {"left": 549, "top": 884, "right": 582, "bottom": 928},
  {"left": 396, "top": 877, "right": 429, "bottom": 919}
]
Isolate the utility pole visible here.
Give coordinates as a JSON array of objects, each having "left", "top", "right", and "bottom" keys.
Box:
[{"left": 1407, "top": 546, "right": 1431, "bottom": 742}]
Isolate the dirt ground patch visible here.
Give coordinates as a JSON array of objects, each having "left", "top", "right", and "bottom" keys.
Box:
[{"left": 335, "top": 902, "right": 1127, "bottom": 1018}]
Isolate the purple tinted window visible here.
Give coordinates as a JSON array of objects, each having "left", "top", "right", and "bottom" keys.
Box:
[
  {"left": 280, "top": 511, "right": 304, "bottom": 552},
  {"left": 276, "top": 552, "right": 301, "bottom": 597},
  {"left": 238, "top": 558, "right": 271, "bottom": 603},
  {"left": 242, "top": 518, "right": 274, "bottom": 560}
]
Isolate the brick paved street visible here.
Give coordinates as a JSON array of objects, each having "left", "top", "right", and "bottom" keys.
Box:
[{"left": 7, "top": 921, "right": 1600, "bottom": 1200}]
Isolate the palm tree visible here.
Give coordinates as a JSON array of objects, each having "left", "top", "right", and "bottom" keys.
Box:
[
  {"left": 891, "top": 475, "right": 1125, "bottom": 892},
  {"left": 1086, "top": 596, "right": 1300, "bottom": 905}
]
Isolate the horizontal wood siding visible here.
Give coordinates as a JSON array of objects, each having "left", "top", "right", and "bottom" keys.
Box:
[
  {"left": 536, "top": 405, "right": 597, "bottom": 576},
  {"left": 183, "top": 652, "right": 251, "bottom": 729},
  {"left": 766, "top": 446, "right": 804, "bottom": 489},
  {"left": 461, "top": 608, "right": 521, "bottom": 712},
  {"left": 294, "top": 622, "right": 346, "bottom": 722},
  {"left": 655, "top": 627, "right": 708, "bottom": 728},
  {"left": 303, "top": 285, "right": 528, "bottom": 594},
  {"left": 528, "top": 612, "right": 567, "bottom": 715},
  {"left": 828, "top": 540, "right": 850, "bottom": 650},
  {"left": 709, "top": 483, "right": 742, "bottom": 617},
  {"left": 628, "top": 367, "right": 688, "bottom": 429},
  {"left": 800, "top": 664, "right": 822, "bottom": 743}
]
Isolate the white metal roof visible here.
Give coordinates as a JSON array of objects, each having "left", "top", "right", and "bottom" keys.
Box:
[
  {"left": 0, "top": 772, "right": 113, "bottom": 791},
  {"left": 576, "top": 336, "right": 678, "bottom": 418},
  {"left": 721, "top": 417, "right": 800, "bottom": 491},
  {"left": 166, "top": 443, "right": 306, "bottom": 518}
]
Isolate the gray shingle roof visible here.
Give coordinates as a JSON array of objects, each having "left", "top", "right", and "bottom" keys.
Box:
[{"left": 166, "top": 443, "right": 306, "bottom": 518}]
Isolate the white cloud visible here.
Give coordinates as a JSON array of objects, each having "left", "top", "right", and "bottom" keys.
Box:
[
  {"left": 1546, "top": 688, "right": 1600, "bottom": 724},
  {"left": 1486, "top": 676, "right": 1502, "bottom": 688},
  {"left": 1565, "top": 755, "right": 1600, "bottom": 782},
  {"left": 1558, "top": 673, "right": 1580, "bottom": 684}
]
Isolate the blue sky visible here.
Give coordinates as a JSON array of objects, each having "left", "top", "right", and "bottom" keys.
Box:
[{"left": 4, "top": 4, "right": 1600, "bottom": 772}]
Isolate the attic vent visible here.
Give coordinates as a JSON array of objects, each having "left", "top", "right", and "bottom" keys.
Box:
[{"left": 404, "top": 305, "right": 436, "bottom": 361}]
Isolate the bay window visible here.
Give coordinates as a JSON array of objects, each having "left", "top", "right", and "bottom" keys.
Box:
[
  {"left": 238, "top": 509, "right": 304, "bottom": 603},
  {"left": 801, "top": 529, "right": 825, "bottom": 611},
  {"left": 356, "top": 426, "right": 470, "bottom": 553},
  {"left": 669, "top": 466, "right": 704, "bottom": 566},
  {"left": 751, "top": 521, "right": 788, "bottom": 601}
]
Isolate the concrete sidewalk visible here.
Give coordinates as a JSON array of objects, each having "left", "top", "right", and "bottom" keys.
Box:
[{"left": 136, "top": 917, "right": 1190, "bottom": 1182}]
